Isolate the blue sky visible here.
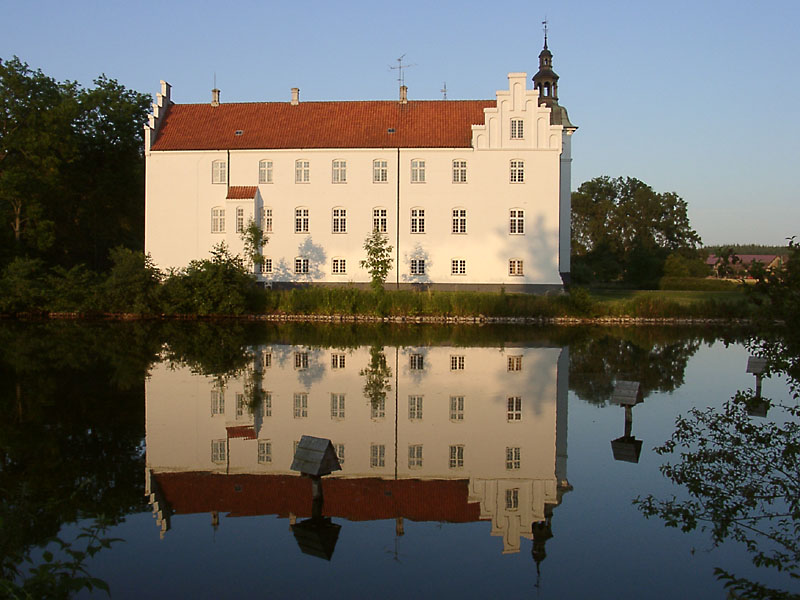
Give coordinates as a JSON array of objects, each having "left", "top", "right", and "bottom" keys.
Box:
[{"left": 2, "top": 0, "right": 798, "bottom": 245}]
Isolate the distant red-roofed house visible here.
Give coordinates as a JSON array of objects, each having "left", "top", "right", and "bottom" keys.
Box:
[{"left": 707, "top": 253, "right": 784, "bottom": 278}]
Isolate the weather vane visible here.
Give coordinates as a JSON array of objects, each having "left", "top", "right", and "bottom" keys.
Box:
[
  {"left": 542, "top": 18, "right": 548, "bottom": 46},
  {"left": 441, "top": 82, "right": 447, "bottom": 100}
]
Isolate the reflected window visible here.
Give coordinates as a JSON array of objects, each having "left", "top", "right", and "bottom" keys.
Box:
[
  {"left": 211, "top": 386, "right": 225, "bottom": 415},
  {"left": 258, "top": 440, "right": 272, "bottom": 464},
  {"left": 410, "top": 354, "right": 424, "bottom": 370},
  {"left": 236, "top": 392, "right": 246, "bottom": 418},
  {"left": 507, "top": 355, "right": 522, "bottom": 371},
  {"left": 262, "top": 392, "right": 272, "bottom": 417},
  {"left": 505, "top": 488, "right": 519, "bottom": 510},
  {"left": 507, "top": 396, "right": 522, "bottom": 421},
  {"left": 294, "top": 392, "right": 308, "bottom": 418},
  {"left": 449, "top": 445, "right": 464, "bottom": 469},
  {"left": 371, "top": 398, "right": 385, "bottom": 420},
  {"left": 211, "top": 439, "right": 226, "bottom": 463},
  {"left": 450, "top": 396, "right": 464, "bottom": 421},
  {"left": 263, "top": 353, "right": 272, "bottom": 369},
  {"left": 370, "top": 444, "right": 385, "bottom": 468},
  {"left": 295, "top": 352, "right": 309, "bottom": 370},
  {"left": 336, "top": 443, "right": 345, "bottom": 465},
  {"left": 331, "top": 353, "right": 346, "bottom": 369},
  {"left": 331, "top": 393, "right": 345, "bottom": 420},
  {"left": 409, "top": 395, "right": 423, "bottom": 420},
  {"left": 506, "top": 446, "right": 521, "bottom": 470},
  {"left": 450, "top": 355, "right": 465, "bottom": 371},
  {"left": 409, "top": 444, "right": 423, "bottom": 468}
]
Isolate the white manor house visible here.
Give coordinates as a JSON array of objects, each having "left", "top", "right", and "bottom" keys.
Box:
[{"left": 144, "top": 40, "right": 576, "bottom": 291}]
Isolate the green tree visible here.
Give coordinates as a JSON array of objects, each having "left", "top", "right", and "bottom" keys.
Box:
[
  {"left": 240, "top": 218, "right": 268, "bottom": 273},
  {"left": 360, "top": 229, "right": 393, "bottom": 293}
]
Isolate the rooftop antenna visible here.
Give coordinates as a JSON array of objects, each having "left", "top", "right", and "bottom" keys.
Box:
[
  {"left": 441, "top": 82, "right": 447, "bottom": 100},
  {"left": 389, "top": 54, "right": 416, "bottom": 95}
]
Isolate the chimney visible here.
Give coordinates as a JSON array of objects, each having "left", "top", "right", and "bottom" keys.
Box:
[
  {"left": 399, "top": 85, "right": 408, "bottom": 104},
  {"left": 291, "top": 87, "right": 300, "bottom": 105},
  {"left": 211, "top": 88, "right": 220, "bottom": 107}
]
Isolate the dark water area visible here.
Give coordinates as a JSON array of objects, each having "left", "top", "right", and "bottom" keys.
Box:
[{"left": 1, "top": 321, "right": 797, "bottom": 599}]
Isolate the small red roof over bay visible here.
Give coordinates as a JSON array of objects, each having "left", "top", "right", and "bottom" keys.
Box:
[
  {"left": 225, "top": 186, "right": 258, "bottom": 200},
  {"left": 151, "top": 100, "right": 495, "bottom": 151}
]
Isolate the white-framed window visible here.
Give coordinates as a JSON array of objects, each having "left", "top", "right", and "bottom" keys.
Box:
[
  {"left": 452, "top": 208, "right": 467, "bottom": 234},
  {"left": 507, "top": 355, "right": 522, "bottom": 371},
  {"left": 211, "top": 386, "right": 224, "bottom": 415},
  {"left": 295, "top": 207, "right": 309, "bottom": 233},
  {"left": 258, "top": 439, "right": 272, "bottom": 464},
  {"left": 261, "top": 207, "right": 273, "bottom": 233},
  {"left": 212, "top": 159, "right": 226, "bottom": 184},
  {"left": 411, "top": 159, "right": 425, "bottom": 183},
  {"left": 371, "top": 398, "right": 385, "bottom": 420},
  {"left": 408, "top": 395, "right": 423, "bottom": 420},
  {"left": 263, "top": 353, "right": 272, "bottom": 369},
  {"left": 506, "top": 446, "right": 521, "bottom": 470},
  {"left": 331, "top": 393, "right": 345, "bottom": 419},
  {"left": 236, "top": 207, "right": 245, "bottom": 233},
  {"left": 211, "top": 207, "right": 225, "bottom": 233},
  {"left": 236, "top": 392, "right": 246, "bottom": 417},
  {"left": 449, "top": 444, "right": 464, "bottom": 469},
  {"left": 505, "top": 488, "right": 519, "bottom": 510},
  {"left": 509, "top": 209, "right": 525, "bottom": 234},
  {"left": 295, "top": 159, "right": 310, "bottom": 183},
  {"left": 332, "top": 159, "right": 347, "bottom": 183},
  {"left": 510, "top": 159, "right": 525, "bottom": 183},
  {"left": 335, "top": 443, "right": 345, "bottom": 465},
  {"left": 452, "top": 159, "right": 467, "bottom": 183},
  {"left": 262, "top": 391, "right": 272, "bottom": 417},
  {"left": 295, "top": 352, "right": 309, "bottom": 370},
  {"left": 331, "top": 353, "right": 345, "bottom": 369},
  {"left": 295, "top": 257, "right": 309, "bottom": 274},
  {"left": 332, "top": 207, "right": 347, "bottom": 233},
  {"left": 507, "top": 396, "right": 522, "bottom": 421},
  {"left": 373, "top": 208, "right": 387, "bottom": 233},
  {"left": 373, "top": 159, "right": 388, "bottom": 183},
  {"left": 411, "top": 208, "right": 425, "bottom": 233},
  {"left": 410, "top": 259, "right": 425, "bottom": 276},
  {"left": 211, "top": 439, "right": 226, "bottom": 463},
  {"left": 509, "top": 259, "right": 524, "bottom": 276},
  {"left": 331, "top": 258, "right": 346, "bottom": 274},
  {"left": 262, "top": 257, "right": 273, "bottom": 274},
  {"left": 258, "top": 159, "right": 273, "bottom": 184},
  {"left": 450, "top": 355, "right": 465, "bottom": 371},
  {"left": 370, "top": 443, "right": 385, "bottom": 468},
  {"left": 408, "top": 444, "right": 423, "bottom": 468},
  {"left": 510, "top": 118, "right": 524, "bottom": 139},
  {"left": 410, "top": 354, "right": 424, "bottom": 370},
  {"left": 450, "top": 396, "right": 464, "bottom": 421},
  {"left": 451, "top": 259, "right": 466, "bottom": 276},
  {"left": 293, "top": 392, "right": 308, "bottom": 418}
]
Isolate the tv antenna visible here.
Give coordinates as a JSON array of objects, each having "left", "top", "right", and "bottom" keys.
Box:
[
  {"left": 390, "top": 54, "right": 416, "bottom": 90},
  {"left": 441, "top": 82, "right": 447, "bottom": 100}
]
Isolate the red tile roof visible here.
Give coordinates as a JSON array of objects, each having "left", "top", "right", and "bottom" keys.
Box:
[
  {"left": 151, "top": 100, "right": 495, "bottom": 151},
  {"left": 225, "top": 186, "right": 258, "bottom": 200},
  {"left": 225, "top": 424, "right": 257, "bottom": 439}
]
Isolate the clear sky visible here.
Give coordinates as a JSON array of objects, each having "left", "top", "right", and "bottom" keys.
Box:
[{"left": 2, "top": 0, "right": 798, "bottom": 246}]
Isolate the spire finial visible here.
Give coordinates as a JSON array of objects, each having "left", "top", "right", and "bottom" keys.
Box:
[{"left": 542, "top": 18, "right": 548, "bottom": 49}]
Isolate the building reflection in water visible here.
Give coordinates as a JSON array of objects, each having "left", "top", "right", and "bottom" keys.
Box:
[{"left": 145, "top": 343, "right": 571, "bottom": 560}]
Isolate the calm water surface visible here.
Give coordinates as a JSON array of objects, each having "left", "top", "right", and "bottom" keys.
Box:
[{"left": 2, "top": 322, "right": 796, "bottom": 599}]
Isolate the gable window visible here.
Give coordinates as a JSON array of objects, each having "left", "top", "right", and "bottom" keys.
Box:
[
  {"left": 452, "top": 160, "right": 467, "bottom": 183},
  {"left": 410, "top": 259, "right": 425, "bottom": 276},
  {"left": 295, "top": 207, "right": 309, "bottom": 233},
  {"left": 294, "top": 257, "right": 309, "bottom": 274},
  {"left": 236, "top": 207, "right": 244, "bottom": 233},
  {"left": 449, "top": 445, "right": 464, "bottom": 469},
  {"left": 411, "top": 208, "right": 425, "bottom": 233},
  {"left": 211, "top": 207, "right": 225, "bottom": 233},
  {"left": 258, "top": 440, "right": 272, "bottom": 464},
  {"left": 261, "top": 207, "right": 273, "bottom": 233},
  {"left": 332, "top": 207, "right": 347, "bottom": 233},
  {"left": 212, "top": 160, "right": 226, "bottom": 184},
  {"left": 452, "top": 208, "right": 467, "bottom": 234},
  {"left": 258, "top": 160, "right": 273, "bottom": 184},
  {"left": 510, "top": 160, "right": 525, "bottom": 183},
  {"left": 295, "top": 159, "right": 310, "bottom": 183},
  {"left": 509, "top": 259, "right": 524, "bottom": 276},
  {"left": 411, "top": 159, "right": 425, "bottom": 183},
  {"left": 450, "top": 396, "right": 464, "bottom": 421},
  {"left": 332, "top": 159, "right": 347, "bottom": 183},
  {"left": 509, "top": 209, "right": 525, "bottom": 234},
  {"left": 373, "top": 159, "right": 388, "bottom": 183},
  {"left": 506, "top": 446, "right": 521, "bottom": 470},
  {"left": 332, "top": 258, "right": 346, "bottom": 274},
  {"left": 373, "top": 208, "right": 387, "bottom": 233},
  {"left": 408, "top": 444, "right": 423, "bottom": 468},
  {"left": 451, "top": 259, "right": 466, "bottom": 276},
  {"left": 510, "top": 118, "right": 524, "bottom": 139},
  {"left": 507, "top": 396, "right": 522, "bottom": 421}
]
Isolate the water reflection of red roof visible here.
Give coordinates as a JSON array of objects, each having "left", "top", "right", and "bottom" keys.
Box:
[
  {"left": 154, "top": 472, "right": 480, "bottom": 522},
  {"left": 225, "top": 425, "right": 257, "bottom": 440}
]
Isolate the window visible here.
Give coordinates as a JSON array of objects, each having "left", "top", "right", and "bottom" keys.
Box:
[
  {"left": 295, "top": 207, "right": 309, "bottom": 233},
  {"left": 332, "top": 207, "right": 347, "bottom": 233},
  {"left": 236, "top": 207, "right": 244, "bottom": 233},
  {"left": 509, "top": 209, "right": 525, "bottom": 234},
  {"left": 505, "top": 488, "right": 519, "bottom": 510},
  {"left": 293, "top": 392, "right": 308, "bottom": 418},
  {"left": 410, "top": 354, "right": 424, "bottom": 370},
  {"left": 408, "top": 444, "right": 423, "bottom": 468},
  {"left": 452, "top": 208, "right": 467, "bottom": 234},
  {"left": 211, "top": 439, "right": 226, "bottom": 463},
  {"left": 236, "top": 392, "right": 246, "bottom": 417},
  {"left": 293, "top": 440, "right": 300, "bottom": 455},
  {"left": 295, "top": 258, "right": 309, "bottom": 274},
  {"left": 510, "top": 159, "right": 525, "bottom": 183},
  {"left": 262, "top": 392, "right": 272, "bottom": 417},
  {"left": 331, "top": 258, "right": 346, "bottom": 274},
  {"left": 262, "top": 257, "right": 273, "bottom": 274},
  {"left": 211, "top": 207, "right": 225, "bottom": 233},
  {"left": 450, "top": 355, "right": 465, "bottom": 371},
  {"left": 258, "top": 440, "right": 272, "bottom": 464},
  {"left": 258, "top": 159, "right": 273, "bottom": 184},
  {"left": 450, "top": 396, "right": 464, "bottom": 421},
  {"left": 331, "top": 353, "right": 346, "bottom": 369},
  {"left": 371, "top": 398, "right": 385, "bottom": 419},
  {"left": 507, "top": 396, "right": 522, "bottom": 421},
  {"left": 370, "top": 444, "right": 386, "bottom": 468},
  {"left": 411, "top": 159, "right": 425, "bottom": 183},
  {"left": 335, "top": 443, "right": 345, "bottom": 465},
  {"left": 449, "top": 445, "right": 464, "bottom": 469},
  {"left": 263, "top": 353, "right": 272, "bottom": 369},
  {"left": 452, "top": 160, "right": 467, "bottom": 183},
  {"left": 510, "top": 118, "right": 524, "bottom": 139},
  {"left": 411, "top": 208, "right": 425, "bottom": 233},
  {"left": 261, "top": 207, "right": 273, "bottom": 233},
  {"left": 509, "top": 259, "right": 524, "bottom": 276},
  {"left": 295, "top": 352, "right": 309, "bottom": 370},
  {"left": 332, "top": 159, "right": 347, "bottom": 183},
  {"left": 451, "top": 259, "right": 466, "bottom": 276},
  {"left": 408, "top": 395, "right": 423, "bottom": 420},
  {"left": 410, "top": 259, "right": 425, "bottom": 276},
  {"left": 373, "top": 208, "right": 387, "bottom": 233},
  {"left": 373, "top": 159, "right": 388, "bottom": 183},
  {"left": 295, "top": 159, "right": 310, "bottom": 183},
  {"left": 212, "top": 160, "right": 226, "bottom": 184},
  {"left": 211, "top": 387, "right": 224, "bottom": 415},
  {"left": 507, "top": 355, "right": 522, "bottom": 371},
  {"left": 506, "top": 446, "right": 521, "bottom": 470},
  {"left": 331, "top": 393, "right": 345, "bottom": 419}
]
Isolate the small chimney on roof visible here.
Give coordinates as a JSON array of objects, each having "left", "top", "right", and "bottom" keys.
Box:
[
  {"left": 211, "top": 88, "right": 220, "bottom": 107},
  {"left": 399, "top": 85, "right": 408, "bottom": 104},
  {"left": 291, "top": 87, "right": 300, "bottom": 105}
]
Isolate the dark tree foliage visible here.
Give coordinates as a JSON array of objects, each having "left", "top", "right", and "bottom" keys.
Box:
[{"left": 360, "top": 345, "right": 392, "bottom": 409}]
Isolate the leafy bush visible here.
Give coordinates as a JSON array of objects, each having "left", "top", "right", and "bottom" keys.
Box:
[
  {"left": 659, "top": 277, "right": 741, "bottom": 291},
  {"left": 47, "top": 265, "right": 101, "bottom": 312},
  {"left": 0, "top": 257, "right": 48, "bottom": 313},
  {"left": 102, "top": 247, "right": 162, "bottom": 314}
]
